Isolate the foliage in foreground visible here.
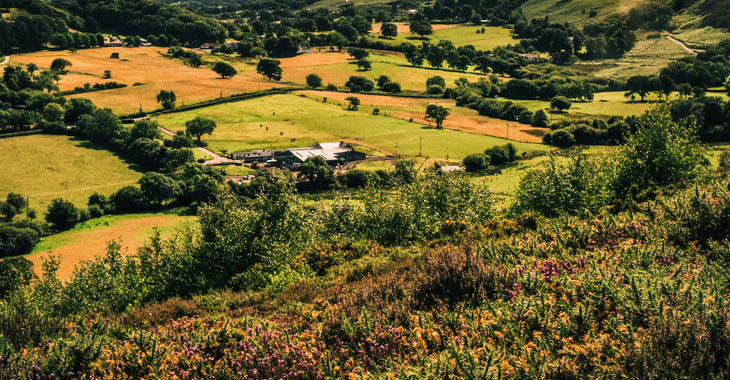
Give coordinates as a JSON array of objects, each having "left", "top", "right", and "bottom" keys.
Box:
[
  {"left": 1, "top": 177, "right": 730, "bottom": 378},
  {"left": 0, "top": 105, "right": 727, "bottom": 379}
]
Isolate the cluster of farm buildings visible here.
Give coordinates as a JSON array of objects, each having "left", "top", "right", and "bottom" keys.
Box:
[{"left": 228, "top": 142, "right": 366, "bottom": 169}]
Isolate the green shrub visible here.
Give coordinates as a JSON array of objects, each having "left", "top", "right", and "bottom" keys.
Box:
[
  {"left": 463, "top": 153, "right": 489, "bottom": 172},
  {"left": 0, "top": 257, "right": 36, "bottom": 298},
  {"left": 0, "top": 227, "right": 39, "bottom": 258},
  {"left": 426, "top": 85, "right": 444, "bottom": 95},
  {"left": 45, "top": 198, "right": 79, "bottom": 230},
  {"left": 613, "top": 104, "right": 704, "bottom": 192},
  {"left": 359, "top": 173, "right": 493, "bottom": 245},
  {"left": 514, "top": 155, "right": 611, "bottom": 217},
  {"left": 659, "top": 183, "right": 730, "bottom": 247},
  {"left": 549, "top": 129, "right": 576, "bottom": 148}
]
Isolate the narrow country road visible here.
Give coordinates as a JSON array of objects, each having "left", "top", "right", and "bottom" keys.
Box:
[
  {"left": 0, "top": 55, "right": 10, "bottom": 65},
  {"left": 157, "top": 125, "right": 233, "bottom": 165},
  {"left": 667, "top": 35, "right": 699, "bottom": 55}
]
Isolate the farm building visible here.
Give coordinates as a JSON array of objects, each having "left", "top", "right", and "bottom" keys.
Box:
[
  {"left": 518, "top": 53, "right": 552, "bottom": 63},
  {"left": 229, "top": 149, "right": 274, "bottom": 163},
  {"left": 103, "top": 36, "right": 124, "bottom": 47},
  {"left": 199, "top": 43, "right": 220, "bottom": 50},
  {"left": 229, "top": 142, "right": 366, "bottom": 168}
]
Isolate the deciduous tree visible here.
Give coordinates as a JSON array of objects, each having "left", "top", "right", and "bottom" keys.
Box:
[
  {"left": 381, "top": 23, "right": 398, "bottom": 39},
  {"left": 212, "top": 62, "right": 237, "bottom": 79},
  {"left": 156, "top": 90, "right": 177, "bottom": 110},
  {"left": 256, "top": 58, "right": 282, "bottom": 81},
  {"left": 425, "top": 104, "right": 450, "bottom": 128},
  {"left": 185, "top": 117, "right": 217, "bottom": 143}
]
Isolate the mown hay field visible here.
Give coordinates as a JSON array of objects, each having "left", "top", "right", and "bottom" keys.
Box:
[
  {"left": 27, "top": 212, "right": 196, "bottom": 279},
  {"left": 0, "top": 134, "right": 142, "bottom": 211},
  {"left": 11, "top": 47, "right": 284, "bottom": 115},
  {"left": 155, "top": 93, "right": 548, "bottom": 159}
]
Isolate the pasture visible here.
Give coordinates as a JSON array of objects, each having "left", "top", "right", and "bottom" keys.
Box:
[
  {"left": 11, "top": 47, "right": 283, "bottom": 115},
  {"left": 295, "top": 90, "right": 546, "bottom": 142},
  {"left": 0, "top": 134, "right": 142, "bottom": 211},
  {"left": 278, "top": 50, "right": 490, "bottom": 91},
  {"left": 492, "top": 90, "right": 723, "bottom": 123},
  {"left": 27, "top": 212, "right": 196, "bottom": 279},
  {"left": 368, "top": 23, "right": 520, "bottom": 50},
  {"left": 155, "top": 93, "right": 548, "bottom": 159}
]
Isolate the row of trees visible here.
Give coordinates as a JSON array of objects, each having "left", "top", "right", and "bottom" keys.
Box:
[
  {"left": 515, "top": 17, "right": 637, "bottom": 62},
  {"left": 462, "top": 143, "right": 518, "bottom": 172}
]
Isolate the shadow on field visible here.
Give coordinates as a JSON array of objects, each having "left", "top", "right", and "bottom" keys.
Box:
[{"left": 73, "top": 137, "right": 146, "bottom": 173}]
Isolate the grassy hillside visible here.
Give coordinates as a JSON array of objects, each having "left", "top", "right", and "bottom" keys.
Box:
[
  {"left": 0, "top": 135, "right": 143, "bottom": 211},
  {"left": 156, "top": 93, "right": 548, "bottom": 159},
  {"left": 522, "top": 0, "right": 635, "bottom": 25},
  {"left": 572, "top": 31, "right": 692, "bottom": 79}
]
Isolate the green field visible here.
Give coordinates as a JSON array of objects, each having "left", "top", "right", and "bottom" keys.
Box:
[
  {"left": 0, "top": 135, "right": 143, "bottom": 211},
  {"left": 494, "top": 90, "right": 730, "bottom": 122},
  {"left": 274, "top": 50, "right": 491, "bottom": 92},
  {"left": 156, "top": 94, "right": 548, "bottom": 160},
  {"left": 27, "top": 211, "right": 196, "bottom": 279},
  {"left": 369, "top": 24, "right": 520, "bottom": 51}
]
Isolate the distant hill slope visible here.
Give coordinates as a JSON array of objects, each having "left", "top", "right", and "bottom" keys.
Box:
[
  {"left": 522, "top": 0, "right": 636, "bottom": 26},
  {"left": 522, "top": 0, "right": 730, "bottom": 47}
]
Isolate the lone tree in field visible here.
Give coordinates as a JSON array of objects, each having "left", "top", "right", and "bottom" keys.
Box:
[
  {"left": 306, "top": 73, "right": 322, "bottom": 88},
  {"left": 410, "top": 20, "right": 433, "bottom": 39},
  {"left": 550, "top": 96, "right": 571, "bottom": 112},
  {"left": 257, "top": 58, "right": 283, "bottom": 81},
  {"left": 357, "top": 60, "right": 372, "bottom": 71},
  {"left": 156, "top": 90, "right": 177, "bottom": 110},
  {"left": 212, "top": 62, "right": 237, "bottom": 79},
  {"left": 346, "top": 96, "right": 360, "bottom": 111},
  {"left": 625, "top": 75, "right": 651, "bottom": 102},
  {"left": 185, "top": 117, "right": 217, "bottom": 144},
  {"left": 425, "top": 104, "right": 450, "bottom": 128},
  {"left": 347, "top": 47, "right": 370, "bottom": 60},
  {"left": 381, "top": 23, "right": 398, "bottom": 39},
  {"left": 50, "top": 58, "right": 72, "bottom": 73}
]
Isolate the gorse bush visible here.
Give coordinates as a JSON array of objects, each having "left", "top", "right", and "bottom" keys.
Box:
[
  {"left": 625, "top": 308, "right": 730, "bottom": 379},
  {"left": 657, "top": 181, "right": 730, "bottom": 247}
]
